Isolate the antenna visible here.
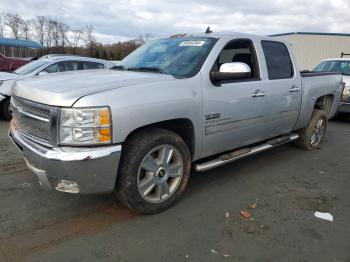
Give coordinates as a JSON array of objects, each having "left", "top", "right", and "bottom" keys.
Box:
[{"left": 205, "top": 27, "right": 212, "bottom": 34}]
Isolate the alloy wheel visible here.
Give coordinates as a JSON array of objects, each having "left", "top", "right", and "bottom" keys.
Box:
[{"left": 137, "top": 144, "right": 184, "bottom": 203}]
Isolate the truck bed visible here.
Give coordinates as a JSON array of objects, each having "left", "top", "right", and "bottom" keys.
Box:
[
  {"left": 300, "top": 71, "right": 341, "bottom": 77},
  {"left": 294, "top": 72, "right": 343, "bottom": 130}
]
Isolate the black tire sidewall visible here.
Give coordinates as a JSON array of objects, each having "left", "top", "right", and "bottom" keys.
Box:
[
  {"left": 117, "top": 128, "right": 191, "bottom": 214},
  {"left": 3, "top": 98, "right": 12, "bottom": 120},
  {"left": 296, "top": 109, "right": 328, "bottom": 150}
]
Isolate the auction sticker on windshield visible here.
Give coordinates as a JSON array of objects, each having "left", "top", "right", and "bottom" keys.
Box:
[{"left": 179, "top": 40, "right": 206, "bottom": 47}]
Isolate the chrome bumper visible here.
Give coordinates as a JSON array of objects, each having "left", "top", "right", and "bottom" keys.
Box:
[{"left": 9, "top": 121, "right": 122, "bottom": 194}]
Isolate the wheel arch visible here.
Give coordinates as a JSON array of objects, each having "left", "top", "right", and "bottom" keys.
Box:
[
  {"left": 123, "top": 118, "right": 196, "bottom": 159},
  {"left": 314, "top": 94, "right": 334, "bottom": 117}
]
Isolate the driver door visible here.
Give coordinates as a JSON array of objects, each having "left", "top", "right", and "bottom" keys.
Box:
[{"left": 201, "top": 39, "right": 270, "bottom": 157}]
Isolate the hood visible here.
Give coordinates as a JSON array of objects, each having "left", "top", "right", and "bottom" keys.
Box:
[
  {"left": 0, "top": 72, "right": 20, "bottom": 81},
  {"left": 12, "top": 70, "right": 175, "bottom": 107}
]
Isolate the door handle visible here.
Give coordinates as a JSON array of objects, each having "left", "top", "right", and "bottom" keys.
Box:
[
  {"left": 289, "top": 85, "right": 300, "bottom": 92},
  {"left": 252, "top": 90, "right": 266, "bottom": 97}
]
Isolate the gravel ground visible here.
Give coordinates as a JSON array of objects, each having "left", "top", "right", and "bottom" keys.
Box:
[{"left": 0, "top": 119, "right": 349, "bottom": 262}]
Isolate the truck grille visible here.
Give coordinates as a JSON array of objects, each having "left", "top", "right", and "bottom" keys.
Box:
[{"left": 11, "top": 96, "right": 52, "bottom": 143}]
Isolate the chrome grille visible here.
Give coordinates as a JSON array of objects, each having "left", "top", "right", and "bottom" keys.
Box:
[{"left": 11, "top": 96, "right": 52, "bottom": 143}]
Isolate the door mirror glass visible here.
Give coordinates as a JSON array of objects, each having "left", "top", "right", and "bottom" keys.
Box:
[{"left": 211, "top": 62, "right": 251, "bottom": 82}]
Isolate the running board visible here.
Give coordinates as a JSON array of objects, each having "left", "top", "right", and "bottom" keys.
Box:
[{"left": 195, "top": 134, "right": 299, "bottom": 172}]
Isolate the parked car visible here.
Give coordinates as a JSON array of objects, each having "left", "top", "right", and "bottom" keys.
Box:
[
  {"left": 0, "top": 53, "right": 32, "bottom": 72},
  {"left": 9, "top": 33, "right": 343, "bottom": 214},
  {"left": 0, "top": 55, "right": 114, "bottom": 120},
  {"left": 313, "top": 58, "right": 350, "bottom": 115}
]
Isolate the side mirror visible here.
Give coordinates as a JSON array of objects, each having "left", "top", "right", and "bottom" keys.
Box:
[
  {"left": 38, "top": 71, "right": 48, "bottom": 76},
  {"left": 211, "top": 62, "right": 251, "bottom": 82}
]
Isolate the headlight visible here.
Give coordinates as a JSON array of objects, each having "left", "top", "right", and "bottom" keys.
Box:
[
  {"left": 342, "top": 86, "right": 350, "bottom": 101},
  {"left": 59, "top": 107, "right": 112, "bottom": 145}
]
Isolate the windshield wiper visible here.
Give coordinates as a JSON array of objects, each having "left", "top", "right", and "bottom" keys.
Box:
[{"left": 127, "top": 66, "right": 168, "bottom": 75}]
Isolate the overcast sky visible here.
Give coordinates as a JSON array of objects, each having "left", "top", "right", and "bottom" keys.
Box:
[{"left": 1, "top": 0, "right": 350, "bottom": 43}]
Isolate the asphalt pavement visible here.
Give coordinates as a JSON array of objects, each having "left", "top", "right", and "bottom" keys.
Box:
[{"left": 0, "top": 119, "right": 349, "bottom": 262}]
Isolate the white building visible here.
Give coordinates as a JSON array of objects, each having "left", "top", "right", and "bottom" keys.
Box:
[{"left": 271, "top": 32, "right": 350, "bottom": 70}]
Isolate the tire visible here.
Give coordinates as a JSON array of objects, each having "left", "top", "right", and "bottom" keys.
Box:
[
  {"left": 115, "top": 127, "right": 191, "bottom": 214},
  {"left": 2, "top": 98, "right": 12, "bottom": 121},
  {"left": 294, "top": 109, "right": 328, "bottom": 150}
]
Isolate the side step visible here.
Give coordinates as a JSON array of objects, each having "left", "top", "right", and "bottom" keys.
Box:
[{"left": 195, "top": 134, "right": 299, "bottom": 172}]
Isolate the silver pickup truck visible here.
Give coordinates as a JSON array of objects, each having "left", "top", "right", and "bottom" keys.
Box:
[{"left": 9, "top": 32, "right": 343, "bottom": 214}]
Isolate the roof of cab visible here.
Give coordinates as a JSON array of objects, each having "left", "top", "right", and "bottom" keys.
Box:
[{"left": 170, "top": 32, "right": 282, "bottom": 42}]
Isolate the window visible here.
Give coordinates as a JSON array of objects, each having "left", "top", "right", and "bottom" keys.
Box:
[
  {"left": 118, "top": 37, "right": 217, "bottom": 78},
  {"left": 44, "top": 63, "right": 59, "bottom": 73},
  {"left": 83, "top": 62, "right": 105, "bottom": 70},
  {"left": 14, "top": 59, "right": 50, "bottom": 75},
  {"left": 212, "top": 39, "right": 260, "bottom": 80},
  {"left": 261, "top": 41, "right": 294, "bottom": 80},
  {"left": 57, "top": 62, "right": 67, "bottom": 72},
  {"left": 313, "top": 60, "right": 350, "bottom": 75}
]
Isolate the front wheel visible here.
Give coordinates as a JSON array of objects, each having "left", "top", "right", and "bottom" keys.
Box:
[
  {"left": 294, "top": 109, "right": 328, "bottom": 150},
  {"left": 2, "top": 98, "right": 12, "bottom": 120},
  {"left": 116, "top": 128, "right": 191, "bottom": 214}
]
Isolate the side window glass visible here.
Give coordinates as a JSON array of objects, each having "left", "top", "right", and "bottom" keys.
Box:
[
  {"left": 65, "top": 61, "right": 76, "bottom": 71},
  {"left": 213, "top": 39, "right": 259, "bottom": 80},
  {"left": 57, "top": 62, "right": 67, "bottom": 72},
  {"left": 261, "top": 41, "right": 294, "bottom": 80},
  {"left": 83, "top": 62, "right": 105, "bottom": 70},
  {"left": 77, "top": 62, "right": 84, "bottom": 70},
  {"left": 44, "top": 63, "right": 58, "bottom": 73}
]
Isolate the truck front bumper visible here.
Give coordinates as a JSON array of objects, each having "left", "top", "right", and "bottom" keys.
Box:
[
  {"left": 9, "top": 122, "right": 122, "bottom": 194},
  {"left": 338, "top": 102, "right": 350, "bottom": 114}
]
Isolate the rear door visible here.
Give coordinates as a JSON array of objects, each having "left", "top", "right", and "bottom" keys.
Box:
[
  {"left": 201, "top": 38, "right": 270, "bottom": 157},
  {"left": 261, "top": 41, "right": 302, "bottom": 138}
]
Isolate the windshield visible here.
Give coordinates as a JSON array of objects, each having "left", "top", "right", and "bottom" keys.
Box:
[
  {"left": 313, "top": 60, "right": 350, "bottom": 75},
  {"left": 118, "top": 37, "right": 216, "bottom": 77},
  {"left": 14, "top": 59, "right": 50, "bottom": 75}
]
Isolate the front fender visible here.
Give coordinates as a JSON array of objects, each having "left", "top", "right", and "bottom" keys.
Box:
[
  {"left": 73, "top": 75, "right": 203, "bottom": 160},
  {"left": 0, "top": 79, "right": 16, "bottom": 96}
]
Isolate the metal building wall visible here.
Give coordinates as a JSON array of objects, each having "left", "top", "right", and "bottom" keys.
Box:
[{"left": 273, "top": 34, "right": 350, "bottom": 70}]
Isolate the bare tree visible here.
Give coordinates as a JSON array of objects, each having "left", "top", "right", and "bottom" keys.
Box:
[
  {"left": 44, "top": 17, "right": 52, "bottom": 47},
  {"left": 83, "top": 25, "right": 97, "bottom": 55},
  {"left": 0, "top": 13, "right": 5, "bottom": 38},
  {"left": 21, "top": 20, "right": 31, "bottom": 40},
  {"left": 32, "top": 16, "right": 46, "bottom": 45},
  {"left": 49, "top": 20, "right": 60, "bottom": 47},
  {"left": 5, "top": 13, "right": 24, "bottom": 39},
  {"left": 71, "top": 28, "right": 83, "bottom": 47},
  {"left": 58, "top": 22, "right": 70, "bottom": 48}
]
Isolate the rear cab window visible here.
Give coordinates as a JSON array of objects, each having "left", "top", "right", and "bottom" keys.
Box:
[{"left": 261, "top": 41, "right": 294, "bottom": 80}]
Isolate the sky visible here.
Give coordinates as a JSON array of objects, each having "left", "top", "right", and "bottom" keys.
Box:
[{"left": 1, "top": 0, "right": 350, "bottom": 43}]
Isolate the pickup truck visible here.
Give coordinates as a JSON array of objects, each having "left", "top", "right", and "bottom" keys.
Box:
[
  {"left": 9, "top": 32, "right": 343, "bottom": 214},
  {"left": 313, "top": 58, "right": 350, "bottom": 115}
]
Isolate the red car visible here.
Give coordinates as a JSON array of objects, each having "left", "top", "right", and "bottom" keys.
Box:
[{"left": 0, "top": 54, "right": 32, "bottom": 72}]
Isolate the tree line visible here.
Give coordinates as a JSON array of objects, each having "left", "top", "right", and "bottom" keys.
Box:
[{"left": 0, "top": 13, "right": 147, "bottom": 60}]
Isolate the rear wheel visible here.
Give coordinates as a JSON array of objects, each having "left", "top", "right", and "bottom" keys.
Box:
[
  {"left": 116, "top": 128, "right": 191, "bottom": 214},
  {"left": 294, "top": 109, "right": 327, "bottom": 150},
  {"left": 2, "top": 98, "right": 12, "bottom": 120}
]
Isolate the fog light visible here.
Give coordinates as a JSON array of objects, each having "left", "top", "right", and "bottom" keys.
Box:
[{"left": 55, "top": 180, "right": 80, "bottom": 194}]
